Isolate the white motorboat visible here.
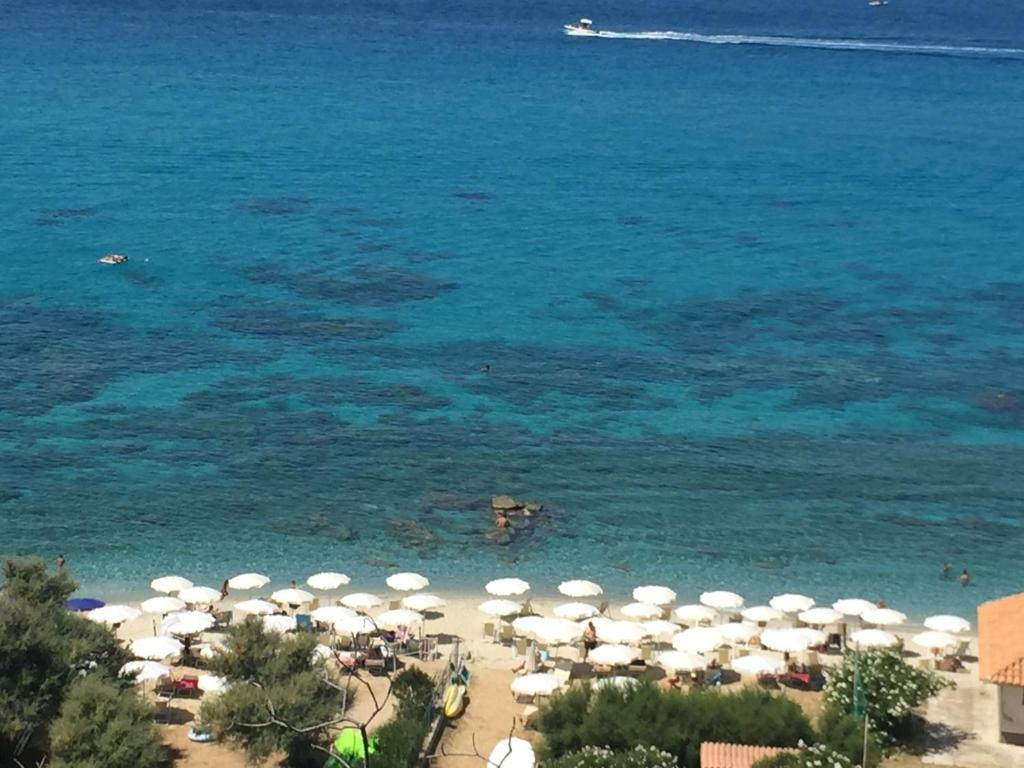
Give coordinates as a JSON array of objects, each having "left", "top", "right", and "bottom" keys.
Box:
[
  {"left": 98, "top": 253, "right": 128, "bottom": 265},
  {"left": 564, "top": 18, "right": 600, "bottom": 36}
]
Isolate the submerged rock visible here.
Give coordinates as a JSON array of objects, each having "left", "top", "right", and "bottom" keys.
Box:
[{"left": 491, "top": 495, "right": 519, "bottom": 511}]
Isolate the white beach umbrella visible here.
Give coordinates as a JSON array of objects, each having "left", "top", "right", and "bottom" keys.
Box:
[
  {"left": 512, "top": 615, "right": 547, "bottom": 637},
  {"left": 741, "top": 606, "right": 784, "bottom": 624},
  {"left": 555, "top": 602, "right": 599, "bottom": 620},
  {"left": 311, "top": 605, "right": 358, "bottom": 625},
  {"left": 271, "top": 588, "right": 315, "bottom": 606},
  {"left": 140, "top": 596, "right": 185, "bottom": 615},
  {"left": 340, "top": 592, "right": 383, "bottom": 611},
  {"left": 402, "top": 593, "right": 446, "bottom": 612},
  {"left": 558, "top": 579, "right": 602, "bottom": 598},
  {"left": 131, "top": 635, "right": 183, "bottom": 661},
  {"left": 673, "top": 604, "right": 718, "bottom": 624},
  {"left": 510, "top": 673, "right": 562, "bottom": 697},
  {"left": 643, "top": 620, "right": 681, "bottom": 641},
  {"left": 376, "top": 609, "right": 424, "bottom": 629},
  {"left": 588, "top": 644, "right": 638, "bottom": 666},
  {"left": 227, "top": 573, "right": 270, "bottom": 590},
  {"left": 799, "top": 607, "right": 843, "bottom": 626},
  {"left": 263, "top": 614, "right": 297, "bottom": 634},
  {"left": 672, "top": 627, "right": 723, "bottom": 654},
  {"left": 700, "top": 591, "right": 744, "bottom": 611},
  {"left": 120, "top": 660, "right": 171, "bottom": 682},
  {"left": 162, "top": 610, "right": 215, "bottom": 636},
  {"left": 386, "top": 572, "right": 429, "bottom": 592},
  {"left": 532, "top": 618, "right": 582, "bottom": 646},
  {"left": 198, "top": 674, "right": 228, "bottom": 694},
  {"left": 832, "top": 598, "right": 876, "bottom": 617},
  {"left": 911, "top": 631, "right": 958, "bottom": 653},
  {"left": 598, "top": 620, "right": 648, "bottom": 645},
  {"left": 312, "top": 644, "right": 335, "bottom": 663},
  {"left": 861, "top": 607, "right": 907, "bottom": 627},
  {"left": 732, "top": 654, "right": 786, "bottom": 675},
  {"left": 335, "top": 615, "right": 378, "bottom": 635},
  {"left": 924, "top": 615, "right": 971, "bottom": 634},
  {"left": 717, "top": 622, "right": 760, "bottom": 645},
  {"left": 178, "top": 586, "right": 222, "bottom": 605},
  {"left": 761, "top": 628, "right": 820, "bottom": 653},
  {"left": 621, "top": 602, "right": 663, "bottom": 620},
  {"left": 487, "top": 737, "right": 535, "bottom": 768},
  {"left": 87, "top": 605, "right": 141, "bottom": 626},
  {"left": 769, "top": 593, "right": 816, "bottom": 613},
  {"left": 486, "top": 578, "right": 530, "bottom": 596},
  {"left": 479, "top": 599, "right": 522, "bottom": 617},
  {"left": 150, "top": 576, "right": 193, "bottom": 594},
  {"left": 235, "top": 599, "right": 280, "bottom": 616},
  {"left": 850, "top": 629, "right": 898, "bottom": 649},
  {"left": 657, "top": 650, "right": 707, "bottom": 672},
  {"left": 307, "top": 572, "right": 350, "bottom": 591},
  {"left": 633, "top": 586, "right": 676, "bottom": 605}
]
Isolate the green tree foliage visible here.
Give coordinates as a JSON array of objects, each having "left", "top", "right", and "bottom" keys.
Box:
[
  {"left": 816, "top": 707, "right": 882, "bottom": 768},
  {"left": 536, "top": 682, "right": 813, "bottom": 768},
  {"left": 752, "top": 743, "right": 856, "bottom": 768},
  {"left": 543, "top": 745, "right": 679, "bottom": 768},
  {"left": 0, "top": 559, "right": 132, "bottom": 759},
  {"left": 369, "top": 667, "right": 438, "bottom": 768},
  {"left": 200, "top": 617, "right": 347, "bottom": 768},
  {"left": 49, "top": 674, "right": 165, "bottom": 768},
  {"left": 823, "top": 650, "right": 951, "bottom": 744}
]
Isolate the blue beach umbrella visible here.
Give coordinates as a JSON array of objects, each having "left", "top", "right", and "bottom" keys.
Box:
[{"left": 66, "top": 597, "right": 105, "bottom": 612}]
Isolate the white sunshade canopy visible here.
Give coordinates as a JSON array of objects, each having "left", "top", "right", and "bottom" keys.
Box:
[
  {"left": 673, "top": 604, "right": 718, "bottom": 624},
  {"left": 799, "top": 607, "right": 843, "bottom": 625},
  {"left": 924, "top": 614, "right": 971, "bottom": 634},
  {"left": 235, "top": 599, "right": 280, "bottom": 615},
  {"left": 335, "top": 615, "right": 378, "bottom": 635},
  {"left": 162, "top": 610, "right": 216, "bottom": 636},
  {"left": 760, "top": 627, "right": 824, "bottom": 653},
  {"left": 512, "top": 615, "right": 547, "bottom": 637},
  {"left": 672, "top": 627, "right": 723, "bottom": 653},
  {"left": 832, "top": 598, "right": 876, "bottom": 617},
  {"left": 386, "top": 572, "right": 429, "bottom": 592},
  {"left": 642, "top": 620, "right": 680, "bottom": 640},
  {"left": 769, "top": 593, "right": 816, "bottom": 613},
  {"left": 479, "top": 599, "right": 523, "bottom": 617},
  {"left": 120, "top": 660, "right": 171, "bottom": 682},
  {"left": 131, "top": 635, "right": 183, "bottom": 661},
  {"left": 227, "top": 573, "right": 270, "bottom": 590},
  {"left": 850, "top": 628, "right": 899, "bottom": 649},
  {"left": 621, "top": 602, "right": 663, "bottom": 620},
  {"left": 311, "top": 605, "right": 358, "bottom": 625},
  {"left": 487, "top": 737, "right": 536, "bottom": 768},
  {"left": 486, "top": 578, "right": 530, "bottom": 596},
  {"left": 271, "top": 588, "right": 315, "bottom": 605},
  {"left": 588, "top": 643, "right": 638, "bottom": 666},
  {"left": 741, "top": 606, "right": 784, "bottom": 624},
  {"left": 198, "top": 674, "right": 228, "bottom": 694},
  {"left": 657, "top": 650, "right": 707, "bottom": 672},
  {"left": 700, "top": 591, "right": 744, "bottom": 610},
  {"left": 597, "top": 620, "right": 648, "bottom": 645},
  {"left": 911, "top": 631, "right": 959, "bottom": 652},
  {"left": 375, "top": 609, "right": 424, "bottom": 629},
  {"left": 717, "top": 622, "right": 760, "bottom": 645},
  {"left": 555, "top": 602, "right": 599, "bottom": 620},
  {"left": 263, "top": 614, "right": 297, "bottom": 634},
  {"left": 307, "top": 572, "right": 350, "bottom": 590},
  {"left": 533, "top": 618, "right": 582, "bottom": 645},
  {"left": 633, "top": 585, "right": 677, "bottom": 605},
  {"left": 140, "top": 596, "right": 185, "bottom": 615},
  {"left": 402, "top": 593, "right": 446, "bottom": 612},
  {"left": 510, "top": 673, "right": 563, "bottom": 696},
  {"left": 150, "top": 576, "right": 193, "bottom": 594},
  {"left": 86, "top": 605, "right": 141, "bottom": 626},
  {"left": 178, "top": 586, "right": 222, "bottom": 605},
  {"left": 558, "top": 579, "right": 602, "bottom": 598},
  {"left": 732, "top": 654, "right": 786, "bottom": 675},
  {"left": 861, "top": 607, "right": 907, "bottom": 626},
  {"left": 340, "top": 592, "right": 384, "bottom": 610}
]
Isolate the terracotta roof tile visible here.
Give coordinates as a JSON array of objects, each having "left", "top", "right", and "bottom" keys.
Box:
[
  {"left": 978, "top": 593, "right": 1024, "bottom": 684},
  {"left": 699, "top": 742, "right": 796, "bottom": 768}
]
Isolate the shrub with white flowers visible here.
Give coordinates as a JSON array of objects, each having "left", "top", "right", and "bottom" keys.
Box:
[
  {"left": 542, "top": 744, "right": 678, "bottom": 768},
  {"left": 823, "top": 649, "right": 952, "bottom": 743},
  {"left": 753, "top": 742, "right": 857, "bottom": 768}
]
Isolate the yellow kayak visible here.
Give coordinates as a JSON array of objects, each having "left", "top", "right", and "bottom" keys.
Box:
[{"left": 443, "top": 683, "right": 467, "bottom": 718}]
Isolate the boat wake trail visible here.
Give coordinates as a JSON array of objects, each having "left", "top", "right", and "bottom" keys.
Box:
[{"left": 581, "top": 30, "right": 1024, "bottom": 59}]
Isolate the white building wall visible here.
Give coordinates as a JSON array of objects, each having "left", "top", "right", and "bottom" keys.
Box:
[{"left": 999, "top": 684, "right": 1024, "bottom": 743}]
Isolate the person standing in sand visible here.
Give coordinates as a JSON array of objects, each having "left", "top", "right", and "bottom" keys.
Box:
[
  {"left": 582, "top": 621, "right": 598, "bottom": 660},
  {"left": 220, "top": 579, "right": 229, "bottom": 600}
]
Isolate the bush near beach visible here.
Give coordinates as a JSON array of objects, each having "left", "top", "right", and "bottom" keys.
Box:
[{"left": 0, "top": 558, "right": 164, "bottom": 767}]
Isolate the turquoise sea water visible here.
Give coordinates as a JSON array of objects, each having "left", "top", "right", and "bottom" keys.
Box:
[{"left": 2, "top": 0, "right": 1024, "bottom": 616}]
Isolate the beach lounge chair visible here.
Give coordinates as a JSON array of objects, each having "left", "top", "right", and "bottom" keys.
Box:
[
  {"left": 756, "top": 672, "right": 779, "bottom": 688},
  {"left": 389, "top": 600, "right": 401, "bottom": 610},
  {"left": 521, "top": 599, "right": 534, "bottom": 616},
  {"left": 553, "top": 667, "right": 572, "bottom": 688},
  {"left": 500, "top": 625, "right": 515, "bottom": 644},
  {"left": 483, "top": 622, "right": 495, "bottom": 640},
  {"left": 597, "top": 601, "right": 610, "bottom": 615},
  {"left": 296, "top": 614, "right": 314, "bottom": 633},
  {"left": 704, "top": 669, "right": 722, "bottom": 688},
  {"left": 174, "top": 675, "right": 200, "bottom": 699},
  {"left": 514, "top": 637, "right": 528, "bottom": 656},
  {"left": 519, "top": 705, "right": 539, "bottom": 730},
  {"left": 954, "top": 639, "right": 970, "bottom": 659},
  {"left": 214, "top": 611, "right": 232, "bottom": 630}
]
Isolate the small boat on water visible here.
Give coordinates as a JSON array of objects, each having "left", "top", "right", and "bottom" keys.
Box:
[
  {"left": 98, "top": 253, "right": 128, "bottom": 265},
  {"left": 868, "top": 0, "right": 888, "bottom": 6},
  {"left": 564, "top": 18, "right": 601, "bottom": 36}
]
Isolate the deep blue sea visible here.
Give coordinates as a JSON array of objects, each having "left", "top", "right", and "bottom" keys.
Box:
[{"left": 2, "top": 0, "right": 1024, "bottom": 616}]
